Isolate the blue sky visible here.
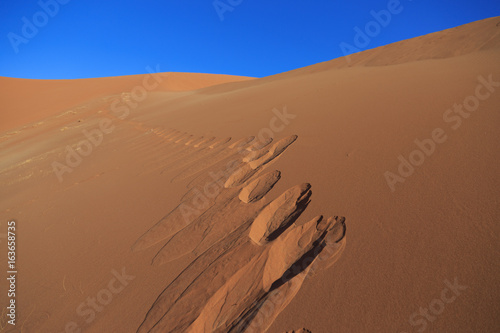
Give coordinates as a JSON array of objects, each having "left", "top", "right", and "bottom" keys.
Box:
[{"left": 0, "top": 0, "right": 499, "bottom": 79}]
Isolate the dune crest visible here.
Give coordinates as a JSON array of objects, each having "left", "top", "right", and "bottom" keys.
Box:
[{"left": 1, "top": 17, "right": 499, "bottom": 333}]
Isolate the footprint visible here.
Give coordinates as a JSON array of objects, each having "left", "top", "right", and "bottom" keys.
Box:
[
  {"left": 226, "top": 216, "right": 345, "bottom": 333},
  {"left": 239, "top": 170, "right": 281, "bottom": 203},
  {"left": 136, "top": 208, "right": 345, "bottom": 332},
  {"left": 249, "top": 183, "right": 312, "bottom": 246},
  {"left": 248, "top": 135, "right": 297, "bottom": 169},
  {"left": 133, "top": 133, "right": 347, "bottom": 333},
  {"left": 224, "top": 163, "right": 257, "bottom": 188},
  {"left": 262, "top": 215, "right": 326, "bottom": 290},
  {"left": 142, "top": 133, "right": 239, "bottom": 178},
  {"left": 131, "top": 186, "right": 221, "bottom": 252},
  {"left": 188, "top": 215, "right": 345, "bottom": 333},
  {"left": 224, "top": 136, "right": 296, "bottom": 188},
  {"left": 132, "top": 136, "right": 279, "bottom": 253},
  {"left": 150, "top": 187, "right": 261, "bottom": 265},
  {"left": 168, "top": 135, "right": 256, "bottom": 181},
  {"left": 144, "top": 135, "right": 216, "bottom": 170},
  {"left": 133, "top": 134, "right": 298, "bottom": 259}
]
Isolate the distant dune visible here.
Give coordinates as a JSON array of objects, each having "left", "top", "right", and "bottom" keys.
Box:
[
  {"left": 0, "top": 72, "right": 254, "bottom": 132},
  {"left": 0, "top": 17, "right": 499, "bottom": 333}
]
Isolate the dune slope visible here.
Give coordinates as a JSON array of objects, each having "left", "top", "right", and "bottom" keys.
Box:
[
  {"left": 0, "top": 72, "right": 254, "bottom": 133},
  {"left": 0, "top": 17, "right": 499, "bottom": 333}
]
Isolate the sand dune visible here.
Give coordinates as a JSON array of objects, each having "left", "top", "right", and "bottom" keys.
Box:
[
  {"left": 1, "top": 16, "right": 499, "bottom": 333},
  {"left": 0, "top": 73, "right": 254, "bottom": 133}
]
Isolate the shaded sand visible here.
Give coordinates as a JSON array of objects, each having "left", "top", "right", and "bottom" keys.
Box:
[{"left": 1, "top": 17, "right": 500, "bottom": 333}]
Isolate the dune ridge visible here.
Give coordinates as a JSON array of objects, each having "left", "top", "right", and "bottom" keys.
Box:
[{"left": 0, "top": 17, "right": 499, "bottom": 333}]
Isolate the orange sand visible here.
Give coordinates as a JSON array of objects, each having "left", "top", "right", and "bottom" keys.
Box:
[{"left": 1, "top": 17, "right": 499, "bottom": 333}]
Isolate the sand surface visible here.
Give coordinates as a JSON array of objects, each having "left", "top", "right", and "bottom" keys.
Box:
[{"left": 1, "top": 17, "right": 499, "bottom": 333}]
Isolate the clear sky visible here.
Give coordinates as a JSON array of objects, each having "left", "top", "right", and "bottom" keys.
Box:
[{"left": 1, "top": 0, "right": 499, "bottom": 79}]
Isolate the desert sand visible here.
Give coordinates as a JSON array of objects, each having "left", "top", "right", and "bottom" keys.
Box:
[{"left": 1, "top": 16, "right": 499, "bottom": 333}]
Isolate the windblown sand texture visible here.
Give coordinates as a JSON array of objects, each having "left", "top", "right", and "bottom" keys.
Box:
[{"left": 1, "top": 17, "right": 499, "bottom": 333}]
